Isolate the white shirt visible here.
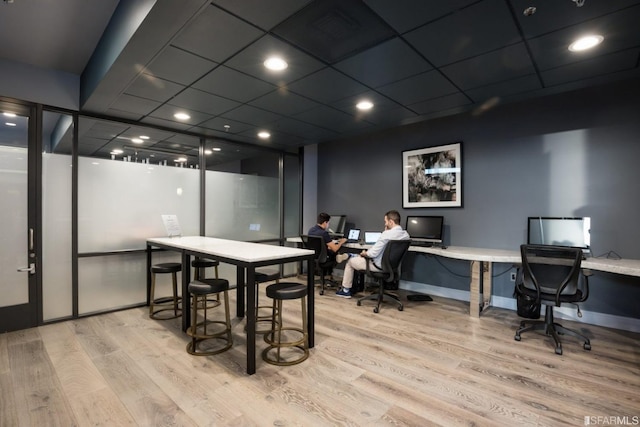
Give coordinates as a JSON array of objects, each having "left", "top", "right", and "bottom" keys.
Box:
[{"left": 366, "top": 225, "right": 410, "bottom": 267}]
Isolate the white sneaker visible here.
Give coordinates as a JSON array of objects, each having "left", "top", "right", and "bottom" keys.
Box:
[{"left": 336, "top": 253, "right": 349, "bottom": 263}]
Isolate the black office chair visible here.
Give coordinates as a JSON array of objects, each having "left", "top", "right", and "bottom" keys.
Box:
[
  {"left": 300, "top": 234, "right": 336, "bottom": 295},
  {"left": 514, "top": 244, "right": 591, "bottom": 355},
  {"left": 357, "top": 240, "right": 411, "bottom": 313}
]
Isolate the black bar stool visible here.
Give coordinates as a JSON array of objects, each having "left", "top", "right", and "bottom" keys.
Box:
[
  {"left": 254, "top": 267, "right": 281, "bottom": 334},
  {"left": 192, "top": 258, "right": 221, "bottom": 308},
  {"left": 149, "top": 262, "right": 182, "bottom": 320},
  {"left": 262, "top": 282, "right": 309, "bottom": 366},
  {"left": 186, "top": 278, "right": 233, "bottom": 356}
]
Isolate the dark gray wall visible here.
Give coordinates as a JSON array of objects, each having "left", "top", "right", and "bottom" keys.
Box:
[{"left": 317, "top": 78, "right": 640, "bottom": 318}]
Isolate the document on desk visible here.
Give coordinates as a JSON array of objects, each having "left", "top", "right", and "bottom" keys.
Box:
[{"left": 161, "top": 214, "right": 182, "bottom": 237}]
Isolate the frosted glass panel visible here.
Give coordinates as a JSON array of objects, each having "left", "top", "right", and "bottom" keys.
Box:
[
  {"left": 0, "top": 145, "right": 29, "bottom": 307},
  {"left": 42, "top": 152, "right": 73, "bottom": 320},
  {"left": 78, "top": 158, "right": 200, "bottom": 252},
  {"left": 205, "top": 171, "right": 279, "bottom": 241}
]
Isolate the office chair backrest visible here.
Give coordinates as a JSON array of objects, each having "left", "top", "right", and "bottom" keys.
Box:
[
  {"left": 520, "top": 244, "right": 583, "bottom": 303},
  {"left": 300, "top": 235, "right": 327, "bottom": 264},
  {"left": 380, "top": 240, "right": 412, "bottom": 282}
]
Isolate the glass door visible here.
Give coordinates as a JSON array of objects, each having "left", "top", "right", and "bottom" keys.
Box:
[{"left": 0, "top": 100, "right": 38, "bottom": 332}]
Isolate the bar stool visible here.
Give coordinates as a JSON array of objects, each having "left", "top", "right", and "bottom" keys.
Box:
[
  {"left": 186, "top": 278, "right": 233, "bottom": 356},
  {"left": 149, "top": 262, "right": 182, "bottom": 320},
  {"left": 192, "top": 258, "right": 221, "bottom": 308},
  {"left": 262, "top": 282, "right": 309, "bottom": 366},
  {"left": 254, "top": 267, "right": 281, "bottom": 334}
]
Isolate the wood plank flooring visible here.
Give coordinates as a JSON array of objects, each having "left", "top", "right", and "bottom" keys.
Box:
[{"left": 1, "top": 283, "right": 639, "bottom": 426}]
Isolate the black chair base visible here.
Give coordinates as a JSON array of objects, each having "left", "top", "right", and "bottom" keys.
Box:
[
  {"left": 357, "top": 282, "right": 403, "bottom": 313},
  {"left": 515, "top": 305, "right": 591, "bottom": 355}
]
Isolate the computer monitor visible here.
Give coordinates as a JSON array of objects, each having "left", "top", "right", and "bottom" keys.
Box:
[
  {"left": 405, "top": 216, "right": 444, "bottom": 245},
  {"left": 527, "top": 217, "right": 591, "bottom": 254},
  {"left": 328, "top": 214, "right": 347, "bottom": 235}
]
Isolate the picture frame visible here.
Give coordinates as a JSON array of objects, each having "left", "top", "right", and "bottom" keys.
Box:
[{"left": 402, "top": 142, "right": 462, "bottom": 208}]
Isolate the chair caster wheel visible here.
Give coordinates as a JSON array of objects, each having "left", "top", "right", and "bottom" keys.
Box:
[
  {"left": 356, "top": 301, "right": 361, "bottom": 306},
  {"left": 584, "top": 343, "right": 591, "bottom": 351},
  {"left": 319, "top": 290, "right": 324, "bottom": 295},
  {"left": 373, "top": 307, "right": 379, "bottom": 313},
  {"left": 555, "top": 347, "right": 563, "bottom": 355},
  {"left": 514, "top": 335, "right": 521, "bottom": 341},
  {"left": 398, "top": 305, "right": 403, "bottom": 311}
]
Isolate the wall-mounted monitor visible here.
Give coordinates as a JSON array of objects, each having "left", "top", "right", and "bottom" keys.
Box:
[
  {"left": 405, "top": 215, "right": 444, "bottom": 245},
  {"left": 527, "top": 217, "right": 591, "bottom": 254}
]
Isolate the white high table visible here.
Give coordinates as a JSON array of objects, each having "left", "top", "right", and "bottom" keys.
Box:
[{"left": 147, "top": 236, "right": 315, "bottom": 375}]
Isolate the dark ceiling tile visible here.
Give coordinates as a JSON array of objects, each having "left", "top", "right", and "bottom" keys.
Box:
[
  {"left": 125, "top": 74, "right": 185, "bottom": 102},
  {"left": 364, "top": 0, "right": 477, "bottom": 34},
  {"left": 141, "top": 115, "right": 194, "bottom": 131},
  {"left": 440, "top": 43, "right": 535, "bottom": 90},
  {"left": 465, "top": 74, "right": 542, "bottom": 103},
  {"left": 271, "top": 0, "right": 395, "bottom": 63},
  {"left": 197, "top": 117, "right": 254, "bottom": 135},
  {"left": 334, "top": 37, "right": 432, "bottom": 87},
  {"left": 169, "top": 88, "right": 240, "bottom": 116},
  {"left": 528, "top": 6, "right": 640, "bottom": 71},
  {"left": 221, "top": 105, "right": 283, "bottom": 127},
  {"left": 287, "top": 68, "right": 369, "bottom": 103},
  {"left": 541, "top": 50, "right": 639, "bottom": 87},
  {"left": 377, "top": 70, "right": 459, "bottom": 105},
  {"left": 294, "top": 105, "right": 371, "bottom": 133},
  {"left": 109, "top": 94, "right": 161, "bottom": 116},
  {"left": 146, "top": 46, "right": 217, "bottom": 85},
  {"left": 512, "top": 0, "right": 640, "bottom": 39},
  {"left": 225, "top": 35, "right": 325, "bottom": 85},
  {"left": 359, "top": 105, "right": 418, "bottom": 126},
  {"left": 404, "top": 0, "right": 521, "bottom": 67},
  {"left": 211, "top": 0, "right": 312, "bottom": 31},
  {"left": 271, "top": 117, "right": 339, "bottom": 141},
  {"left": 193, "top": 66, "right": 276, "bottom": 103},
  {"left": 105, "top": 108, "right": 145, "bottom": 122},
  {"left": 172, "top": 4, "right": 264, "bottom": 63},
  {"left": 249, "top": 89, "right": 319, "bottom": 116},
  {"left": 409, "top": 92, "right": 471, "bottom": 115}
]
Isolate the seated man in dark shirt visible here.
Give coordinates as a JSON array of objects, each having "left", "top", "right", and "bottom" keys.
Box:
[{"left": 308, "top": 212, "right": 347, "bottom": 264}]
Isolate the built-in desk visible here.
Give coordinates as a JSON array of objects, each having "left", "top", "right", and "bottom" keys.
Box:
[{"left": 147, "top": 236, "right": 315, "bottom": 375}]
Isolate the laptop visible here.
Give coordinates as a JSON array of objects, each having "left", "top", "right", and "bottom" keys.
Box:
[
  {"left": 364, "top": 231, "right": 382, "bottom": 245},
  {"left": 345, "top": 228, "right": 361, "bottom": 243}
]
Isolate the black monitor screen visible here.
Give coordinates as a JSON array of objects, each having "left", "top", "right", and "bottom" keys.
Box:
[
  {"left": 527, "top": 217, "right": 591, "bottom": 252},
  {"left": 328, "top": 215, "right": 347, "bottom": 235},
  {"left": 405, "top": 216, "right": 444, "bottom": 244}
]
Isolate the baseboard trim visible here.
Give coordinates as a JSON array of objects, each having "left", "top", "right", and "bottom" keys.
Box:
[{"left": 400, "top": 280, "right": 640, "bottom": 333}]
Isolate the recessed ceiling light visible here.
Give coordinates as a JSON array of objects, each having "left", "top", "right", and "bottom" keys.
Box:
[
  {"left": 131, "top": 138, "right": 144, "bottom": 144},
  {"left": 569, "top": 35, "right": 603, "bottom": 52},
  {"left": 3, "top": 112, "right": 17, "bottom": 117},
  {"left": 204, "top": 149, "right": 212, "bottom": 155},
  {"left": 213, "top": 147, "right": 222, "bottom": 152},
  {"left": 139, "top": 135, "right": 149, "bottom": 140},
  {"left": 174, "top": 112, "right": 191, "bottom": 120},
  {"left": 356, "top": 100, "right": 374, "bottom": 110},
  {"left": 5, "top": 122, "right": 16, "bottom": 127},
  {"left": 111, "top": 149, "right": 124, "bottom": 154},
  {"left": 258, "top": 131, "right": 271, "bottom": 139},
  {"left": 264, "top": 57, "right": 288, "bottom": 71},
  {"left": 175, "top": 157, "right": 187, "bottom": 163}
]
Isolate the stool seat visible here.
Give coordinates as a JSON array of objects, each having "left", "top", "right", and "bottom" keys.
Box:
[
  {"left": 189, "top": 278, "right": 229, "bottom": 295},
  {"left": 151, "top": 262, "right": 181, "bottom": 274},
  {"left": 266, "top": 282, "right": 307, "bottom": 300},
  {"left": 191, "top": 259, "right": 219, "bottom": 269},
  {"left": 262, "top": 282, "right": 309, "bottom": 366},
  {"left": 149, "top": 262, "right": 182, "bottom": 320}
]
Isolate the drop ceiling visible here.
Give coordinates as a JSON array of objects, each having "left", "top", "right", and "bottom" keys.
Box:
[{"left": 1, "top": 0, "right": 640, "bottom": 156}]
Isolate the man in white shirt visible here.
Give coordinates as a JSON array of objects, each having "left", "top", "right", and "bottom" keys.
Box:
[{"left": 336, "top": 210, "right": 410, "bottom": 298}]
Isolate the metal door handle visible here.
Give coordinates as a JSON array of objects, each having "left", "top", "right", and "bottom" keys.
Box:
[{"left": 17, "top": 263, "right": 36, "bottom": 274}]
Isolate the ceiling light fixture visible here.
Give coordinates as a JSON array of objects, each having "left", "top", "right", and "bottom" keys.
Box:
[
  {"left": 356, "top": 100, "right": 374, "bottom": 110},
  {"left": 569, "top": 35, "right": 603, "bottom": 52},
  {"left": 264, "top": 57, "right": 288, "bottom": 71},
  {"left": 213, "top": 147, "right": 222, "bottom": 151},
  {"left": 174, "top": 112, "right": 191, "bottom": 120},
  {"left": 139, "top": 135, "right": 149, "bottom": 140},
  {"left": 3, "top": 112, "right": 17, "bottom": 117},
  {"left": 111, "top": 149, "right": 124, "bottom": 155},
  {"left": 204, "top": 149, "right": 212, "bottom": 155},
  {"left": 5, "top": 122, "right": 16, "bottom": 127},
  {"left": 258, "top": 131, "right": 271, "bottom": 139},
  {"left": 131, "top": 138, "right": 144, "bottom": 144}
]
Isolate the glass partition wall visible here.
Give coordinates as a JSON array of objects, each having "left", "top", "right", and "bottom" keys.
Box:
[{"left": 42, "top": 115, "right": 300, "bottom": 318}]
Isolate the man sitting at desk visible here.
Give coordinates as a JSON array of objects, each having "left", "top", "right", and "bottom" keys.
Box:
[
  {"left": 308, "top": 212, "right": 347, "bottom": 265},
  {"left": 336, "top": 210, "right": 410, "bottom": 298}
]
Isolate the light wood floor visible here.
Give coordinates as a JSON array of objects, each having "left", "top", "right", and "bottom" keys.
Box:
[{"left": 1, "top": 283, "right": 639, "bottom": 426}]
